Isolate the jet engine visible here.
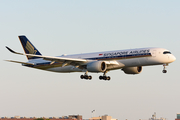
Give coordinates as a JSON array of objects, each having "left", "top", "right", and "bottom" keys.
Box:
[
  {"left": 87, "top": 61, "right": 107, "bottom": 72},
  {"left": 122, "top": 66, "right": 142, "bottom": 74}
]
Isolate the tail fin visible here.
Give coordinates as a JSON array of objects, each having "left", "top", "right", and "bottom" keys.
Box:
[{"left": 18, "top": 35, "right": 42, "bottom": 60}]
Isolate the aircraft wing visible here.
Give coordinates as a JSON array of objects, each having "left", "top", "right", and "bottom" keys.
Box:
[{"left": 6, "top": 46, "right": 88, "bottom": 66}]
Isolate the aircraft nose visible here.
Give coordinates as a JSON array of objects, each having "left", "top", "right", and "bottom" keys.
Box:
[{"left": 171, "top": 55, "right": 176, "bottom": 62}]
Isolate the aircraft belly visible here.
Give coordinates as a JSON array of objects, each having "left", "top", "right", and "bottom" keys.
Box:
[
  {"left": 146, "top": 57, "right": 167, "bottom": 65},
  {"left": 107, "top": 62, "right": 125, "bottom": 70},
  {"left": 118, "top": 56, "right": 164, "bottom": 67},
  {"left": 138, "top": 57, "right": 149, "bottom": 66},
  {"left": 118, "top": 58, "right": 141, "bottom": 67}
]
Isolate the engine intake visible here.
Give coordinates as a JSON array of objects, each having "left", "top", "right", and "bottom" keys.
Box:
[
  {"left": 87, "top": 61, "right": 107, "bottom": 72},
  {"left": 122, "top": 66, "right": 142, "bottom": 74}
]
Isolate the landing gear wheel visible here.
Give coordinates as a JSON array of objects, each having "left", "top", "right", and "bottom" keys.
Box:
[
  {"left": 84, "top": 75, "right": 89, "bottom": 79},
  {"left": 99, "top": 76, "right": 103, "bottom": 80},
  {"left": 103, "top": 76, "right": 107, "bottom": 80},
  {"left": 99, "top": 76, "right": 111, "bottom": 81},
  {"left": 107, "top": 76, "right": 111, "bottom": 80},
  {"left": 80, "top": 75, "right": 84, "bottom": 79},
  {"left": 162, "top": 70, "right": 167, "bottom": 73},
  {"left": 88, "top": 76, "right": 92, "bottom": 80},
  {"left": 80, "top": 75, "right": 92, "bottom": 80}
]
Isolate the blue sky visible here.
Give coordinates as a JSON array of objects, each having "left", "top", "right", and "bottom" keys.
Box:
[{"left": 0, "top": 1, "right": 180, "bottom": 120}]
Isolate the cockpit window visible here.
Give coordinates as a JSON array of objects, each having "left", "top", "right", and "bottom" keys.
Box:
[{"left": 163, "top": 51, "right": 171, "bottom": 54}]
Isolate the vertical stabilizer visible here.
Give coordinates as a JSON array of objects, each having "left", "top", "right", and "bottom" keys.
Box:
[{"left": 18, "top": 35, "right": 42, "bottom": 60}]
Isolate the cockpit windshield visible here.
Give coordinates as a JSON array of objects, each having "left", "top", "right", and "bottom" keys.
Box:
[{"left": 163, "top": 51, "right": 171, "bottom": 54}]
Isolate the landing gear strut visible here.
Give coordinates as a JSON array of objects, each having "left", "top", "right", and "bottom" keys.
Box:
[
  {"left": 99, "top": 71, "right": 111, "bottom": 81},
  {"left": 80, "top": 71, "right": 92, "bottom": 80},
  {"left": 162, "top": 64, "right": 168, "bottom": 73}
]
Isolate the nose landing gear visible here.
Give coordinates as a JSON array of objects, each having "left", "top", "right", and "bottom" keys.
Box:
[
  {"left": 162, "top": 64, "right": 168, "bottom": 73},
  {"left": 162, "top": 70, "right": 167, "bottom": 73}
]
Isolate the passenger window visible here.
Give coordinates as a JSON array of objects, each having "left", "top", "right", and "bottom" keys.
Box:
[{"left": 163, "top": 51, "right": 171, "bottom": 54}]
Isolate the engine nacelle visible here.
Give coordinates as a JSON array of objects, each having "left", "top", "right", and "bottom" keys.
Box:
[
  {"left": 122, "top": 66, "right": 142, "bottom": 74},
  {"left": 87, "top": 61, "right": 107, "bottom": 72}
]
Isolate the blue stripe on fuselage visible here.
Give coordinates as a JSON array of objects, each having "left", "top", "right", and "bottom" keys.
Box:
[{"left": 87, "top": 53, "right": 151, "bottom": 60}]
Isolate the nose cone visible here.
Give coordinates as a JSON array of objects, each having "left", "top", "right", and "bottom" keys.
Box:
[{"left": 170, "top": 55, "right": 176, "bottom": 62}]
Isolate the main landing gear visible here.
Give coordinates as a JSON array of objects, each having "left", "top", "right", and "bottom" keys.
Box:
[
  {"left": 99, "top": 71, "right": 111, "bottom": 81},
  {"left": 80, "top": 71, "right": 92, "bottom": 80},
  {"left": 99, "top": 76, "right": 110, "bottom": 80},
  {"left": 80, "top": 71, "right": 111, "bottom": 81},
  {"left": 80, "top": 75, "right": 92, "bottom": 80},
  {"left": 162, "top": 64, "right": 168, "bottom": 73}
]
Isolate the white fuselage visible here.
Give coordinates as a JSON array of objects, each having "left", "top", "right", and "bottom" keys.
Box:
[{"left": 26, "top": 47, "right": 176, "bottom": 73}]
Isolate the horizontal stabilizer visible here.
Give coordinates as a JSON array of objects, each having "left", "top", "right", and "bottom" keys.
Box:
[
  {"left": 6, "top": 46, "right": 23, "bottom": 55},
  {"left": 5, "top": 60, "right": 34, "bottom": 65}
]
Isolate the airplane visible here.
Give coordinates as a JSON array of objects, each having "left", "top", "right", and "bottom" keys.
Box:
[{"left": 5, "top": 35, "right": 176, "bottom": 81}]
